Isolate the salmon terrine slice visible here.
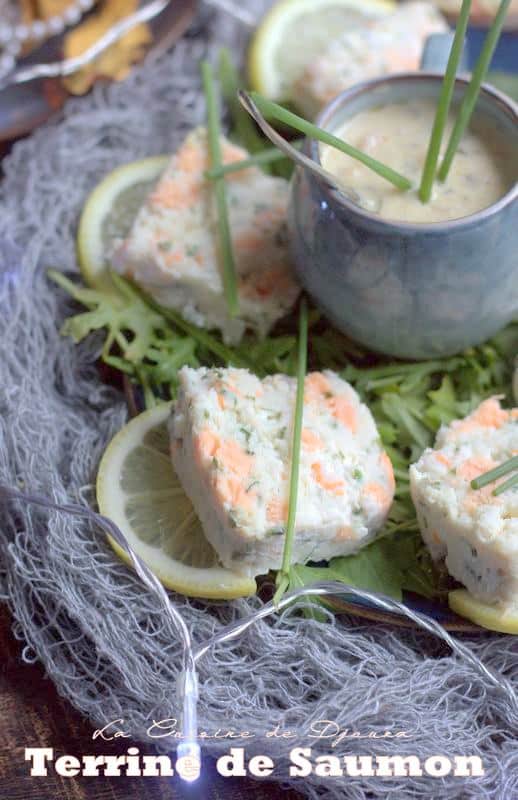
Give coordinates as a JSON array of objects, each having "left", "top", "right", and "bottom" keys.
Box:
[
  {"left": 169, "top": 366, "right": 396, "bottom": 577},
  {"left": 410, "top": 397, "right": 518, "bottom": 608},
  {"left": 292, "top": 2, "right": 448, "bottom": 118},
  {"left": 112, "top": 127, "right": 299, "bottom": 344}
]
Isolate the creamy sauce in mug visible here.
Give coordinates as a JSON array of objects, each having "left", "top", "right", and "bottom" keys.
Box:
[{"left": 321, "top": 99, "right": 516, "bottom": 223}]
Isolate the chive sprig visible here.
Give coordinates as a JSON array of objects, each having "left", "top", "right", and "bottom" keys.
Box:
[
  {"left": 493, "top": 472, "right": 518, "bottom": 496},
  {"left": 201, "top": 60, "right": 239, "bottom": 318},
  {"left": 216, "top": 3, "right": 512, "bottom": 211},
  {"left": 418, "top": 0, "right": 472, "bottom": 203},
  {"left": 471, "top": 455, "right": 518, "bottom": 495},
  {"left": 274, "top": 297, "right": 308, "bottom": 605},
  {"left": 438, "top": 0, "right": 512, "bottom": 182},
  {"left": 249, "top": 92, "right": 413, "bottom": 192},
  {"left": 205, "top": 141, "right": 302, "bottom": 179},
  {"left": 218, "top": 48, "right": 266, "bottom": 155}
]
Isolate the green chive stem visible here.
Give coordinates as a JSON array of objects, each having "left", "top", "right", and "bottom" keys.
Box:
[
  {"left": 419, "top": 0, "right": 472, "bottom": 203},
  {"left": 274, "top": 297, "right": 308, "bottom": 605},
  {"left": 493, "top": 471, "right": 518, "bottom": 496},
  {"left": 205, "top": 141, "right": 303, "bottom": 179},
  {"left": 438, "top": 0, "right": 511, "bottom": 182},
  {"left": 249, "top": 92, "right": 412, "bottom": 192},
  {"left": 346, "top": 357, "right": 463, "bottom": 381},
  {"left": 201, "top": 60, "right": 239, "bottom": 317},
  {"left": 218, "top": 48, "right": 265, "bottom": 154},
  {"left": 471, "top": 455, "right": 518, "bottom": 489},
  {"left": 134, "top": 286, "right": 254, "bottom": 370}
]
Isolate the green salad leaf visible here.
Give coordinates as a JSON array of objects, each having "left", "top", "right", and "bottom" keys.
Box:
[
  {"left": 49, "top": 270, "right": 201, "bottom": 400},
  {"left": 291, "top": 540, "right": 407, "bottom": 601},
  {"left": 51, "top": 261, "right": 516, "bottom": 606},
  {"left": 314, "top": 328, "right": 516, "bottom": 602},
  {"left": 49, "top": 270, "right": 169, "bottom": 362},
  {"left": 47, "top": 41, "right": 518, "bottom": 612}
]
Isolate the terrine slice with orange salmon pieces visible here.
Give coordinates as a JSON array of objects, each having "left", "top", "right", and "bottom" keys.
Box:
[
  {"left": 292, "top": 1, "right": 448, "bottom": 118},
  {"left": 111, "top": 127, "right": 299, "bottom": 344},
  {"left": 410, "top": 397, "right": 518, "bottom": 609},
  {"left": 169, "top": 366, "right": 396, "bottom": 577}
]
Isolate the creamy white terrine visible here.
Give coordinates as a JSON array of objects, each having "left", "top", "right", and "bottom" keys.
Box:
[
  {"left": 112, "top": 127, "right": 300, "bottom": 344},
  {"left": 169, "top": 366, "right": 395, "bottom": 576},
  {"left": 292, "top": 2, "right": 448, "bottom": 118},
  {"left": 410, "top": 397, "right": 518, "bottom": 608}
]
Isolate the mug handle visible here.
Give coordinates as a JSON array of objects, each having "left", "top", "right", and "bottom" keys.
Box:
[{"left": 420, "top": 31, "right": 469, "bottom": 72}]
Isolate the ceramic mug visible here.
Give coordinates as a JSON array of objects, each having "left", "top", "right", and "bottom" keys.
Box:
[{"left": 288, "top": 46, "right": 518, "bottom": 359}]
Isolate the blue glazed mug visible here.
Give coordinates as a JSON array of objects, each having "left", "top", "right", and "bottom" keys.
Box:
[{"left": 288, "top": 61, "right": 518, "bottom": 359}]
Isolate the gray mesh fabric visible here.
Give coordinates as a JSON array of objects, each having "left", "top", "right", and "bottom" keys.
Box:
[{"left": 0, "top": 4, "right": 516, "bottom": 798}]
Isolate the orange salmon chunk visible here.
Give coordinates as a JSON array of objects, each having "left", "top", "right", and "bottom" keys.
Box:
[
  {"left": 410, "top": 397, "right": 518, "bottom": 610},
  {"left": 111, "top": 127, "right": 299, "bottom": 344},
  {"left": 169, "top": 366, "right": 395, "bottom": 577}
]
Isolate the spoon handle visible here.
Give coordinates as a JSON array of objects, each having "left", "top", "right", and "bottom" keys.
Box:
[{"left": 237, "top": 90, "right": 359, "bottom": 201}]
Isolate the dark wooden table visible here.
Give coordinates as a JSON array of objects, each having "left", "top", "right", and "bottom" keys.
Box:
[{"left": 0, "top": 605, "right": 302, "bottom": 800}]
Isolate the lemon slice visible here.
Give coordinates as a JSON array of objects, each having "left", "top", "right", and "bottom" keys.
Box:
[
  {"left": 77, "top": 156, "right": 168, "bottom": 289},
  {"left": 96, "top": 403, "right": 257, "bottom": 599},
  {"left": 449, "top": 589, "right": 518, "bottom": 634},
  {"left": 248, "top": 0, "right": 395, "bottom": 102}
]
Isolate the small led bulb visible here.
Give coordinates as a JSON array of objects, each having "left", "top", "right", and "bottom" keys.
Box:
[{"left": 176, "top": 741, "right": 201, "bottom": 782}]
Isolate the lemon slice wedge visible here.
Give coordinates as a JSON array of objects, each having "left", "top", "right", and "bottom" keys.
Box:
[
  {"left": 77, "top": 156, "right": 168, "bottom": 289},
  {"left": 96, "top": 403, "right": 257, "bottom": 599},
  {"left": 449, "top": 589, "right": 518, "bottom": 634},
  {"left": 248, "top": 0, "right": 395, "bottom": 102}
]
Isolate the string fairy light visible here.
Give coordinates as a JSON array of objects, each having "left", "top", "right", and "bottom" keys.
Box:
[
  {"left": 0, "top": 0, "right": 516, "bottom": 785},
  {"left": 1, "top": 485, "right": 517, "bottom": 783}
]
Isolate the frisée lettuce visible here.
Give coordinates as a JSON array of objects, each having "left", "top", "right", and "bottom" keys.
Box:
[{"left": 49, "top": 267, "right": 517, "bottom": 603}]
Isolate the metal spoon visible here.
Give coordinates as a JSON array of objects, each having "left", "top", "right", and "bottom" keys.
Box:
[{"left": 237, "top": 90, "right": 361, "bottom": 204}]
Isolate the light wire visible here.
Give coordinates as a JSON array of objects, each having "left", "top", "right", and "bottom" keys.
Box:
[{"left": 1, "top": 485, "right": 517, "bottom": 784}]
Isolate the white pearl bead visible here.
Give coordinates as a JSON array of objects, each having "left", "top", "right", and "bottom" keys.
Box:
[
  {"left": 0, "top": 0, "right": 91, "bottom": 58},
  {"left": 5, "top": 40, "right": 20, "bottom": 56},
  {"left": 14, "top": 24, "right": 30, "bottom": 41},
  {"left": 0, "top": 53, "right": 15, "bottom": 73},
  {"left": 30, "top": 19, "right": 47, "bottom": 39},
  {"left": 64, "top": 4, "right": 82, "bottom": 24},
  {"left": 48, "top": 15, "right": 65, "bottom": 35},
  {"left": 0, "top": 24, "right": 11, "bottom": 43}
]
